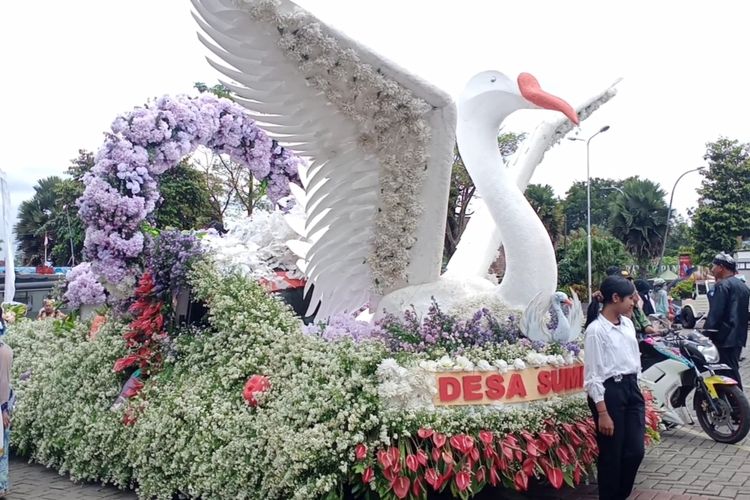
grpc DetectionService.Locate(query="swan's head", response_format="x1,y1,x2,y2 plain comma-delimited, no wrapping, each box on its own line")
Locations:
554,291,573,306
458,71,579,126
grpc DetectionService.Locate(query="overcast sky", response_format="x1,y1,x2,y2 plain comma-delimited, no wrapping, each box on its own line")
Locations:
2,0,748,229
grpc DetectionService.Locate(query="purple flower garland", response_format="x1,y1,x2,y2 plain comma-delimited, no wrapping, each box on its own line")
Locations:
78,94,301,286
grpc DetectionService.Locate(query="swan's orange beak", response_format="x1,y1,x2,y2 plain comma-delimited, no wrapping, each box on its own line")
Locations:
518,72,579,125
563,298,574,307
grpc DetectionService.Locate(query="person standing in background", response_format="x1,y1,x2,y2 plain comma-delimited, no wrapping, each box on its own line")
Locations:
705,253,749,389
0,314,14,496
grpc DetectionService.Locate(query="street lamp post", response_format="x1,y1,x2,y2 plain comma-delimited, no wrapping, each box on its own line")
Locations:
656,167,704,274
568,125,611,302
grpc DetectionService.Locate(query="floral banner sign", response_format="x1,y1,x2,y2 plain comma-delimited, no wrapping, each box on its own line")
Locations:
434,363,584,406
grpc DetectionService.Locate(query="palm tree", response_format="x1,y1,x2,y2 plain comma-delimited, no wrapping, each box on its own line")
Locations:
14,176,62,265
609,177,668,275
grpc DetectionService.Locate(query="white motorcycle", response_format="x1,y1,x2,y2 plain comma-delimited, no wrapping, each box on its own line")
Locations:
639,326,750,444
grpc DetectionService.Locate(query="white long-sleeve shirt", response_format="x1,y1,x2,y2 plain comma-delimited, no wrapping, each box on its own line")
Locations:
583,314,641,403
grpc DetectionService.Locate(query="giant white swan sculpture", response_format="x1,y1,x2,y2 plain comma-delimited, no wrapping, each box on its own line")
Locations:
193,0,579,318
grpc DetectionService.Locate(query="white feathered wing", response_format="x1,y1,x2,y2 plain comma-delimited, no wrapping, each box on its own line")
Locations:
193,0,457,318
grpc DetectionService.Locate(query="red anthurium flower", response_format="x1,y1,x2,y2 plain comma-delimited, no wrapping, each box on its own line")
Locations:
425,468,440,490
555,445,571,464
449,434,475,455
383,467,397,482
441,450,454,465
412,478,423,497
470,447,480,463
489,466,501,486
433,433,447,448
479,430,494,445
476,466,486,484
362,467,374,484
392,477,410,499
406,454,419,473
431,447,441,462
522,457,536,477
418,427,434,439
387,446,400,466
355,444,368,461
377,449,393,469
504,434,519,448
456,470,471,492
547,467,564,489
514,470,529,491
526,440,540,457
416,449,428,466
514,449,523,462
573,465,582,485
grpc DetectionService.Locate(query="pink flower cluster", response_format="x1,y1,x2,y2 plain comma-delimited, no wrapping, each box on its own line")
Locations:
78,94,301,285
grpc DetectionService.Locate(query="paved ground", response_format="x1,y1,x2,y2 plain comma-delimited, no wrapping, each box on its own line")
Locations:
5,349,750,499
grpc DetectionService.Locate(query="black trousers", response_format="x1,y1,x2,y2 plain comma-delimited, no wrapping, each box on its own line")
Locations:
717,346,743,389
588,375,645,500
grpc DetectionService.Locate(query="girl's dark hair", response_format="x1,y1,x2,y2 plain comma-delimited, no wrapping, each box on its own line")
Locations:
585,276,636,327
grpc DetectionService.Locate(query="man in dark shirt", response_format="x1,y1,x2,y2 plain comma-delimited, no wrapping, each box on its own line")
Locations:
705,253,749,388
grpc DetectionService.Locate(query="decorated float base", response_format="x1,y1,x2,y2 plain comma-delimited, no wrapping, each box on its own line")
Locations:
8,262,659,500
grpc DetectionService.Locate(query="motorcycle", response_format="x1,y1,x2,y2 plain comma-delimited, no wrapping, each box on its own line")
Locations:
639,325,750,444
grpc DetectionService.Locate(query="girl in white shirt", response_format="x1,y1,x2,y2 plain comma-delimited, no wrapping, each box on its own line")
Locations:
584,276,644,500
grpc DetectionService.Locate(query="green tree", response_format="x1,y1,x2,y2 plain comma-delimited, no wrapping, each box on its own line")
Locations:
524,183,563,246
153,160,219,230
557,228,632,298
562,178,624,232
14,176,63,265
692,137,750,264
663,214,694,257
609,177,668,275
444,132,526,261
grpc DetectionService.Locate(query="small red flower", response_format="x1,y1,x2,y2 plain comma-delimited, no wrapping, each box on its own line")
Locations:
479,430,494,445
416,449,428,466
449,434,475,454
362,467,374,484
417,427,433,439
242,375,271,407
355,443,368,461
424,468,440,490
514,470,529,491
547,466,564,489
392,476,410,499
406,454,419,472
456,470,471,492
432,432,447,448
377,449,393,469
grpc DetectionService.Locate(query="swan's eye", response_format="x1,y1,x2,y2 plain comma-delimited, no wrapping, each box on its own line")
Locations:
490,77,497,83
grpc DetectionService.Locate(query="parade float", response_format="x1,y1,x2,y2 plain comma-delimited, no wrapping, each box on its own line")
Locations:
6,1,659,499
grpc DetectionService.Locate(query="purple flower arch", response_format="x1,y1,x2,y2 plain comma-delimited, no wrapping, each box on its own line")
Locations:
78,93,301,287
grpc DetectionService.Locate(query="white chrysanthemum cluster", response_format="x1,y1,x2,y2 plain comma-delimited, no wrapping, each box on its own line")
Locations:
200,207,304,285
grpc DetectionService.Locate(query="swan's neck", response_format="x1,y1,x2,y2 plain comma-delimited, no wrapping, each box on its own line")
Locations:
456,108,557,309
551,300,569,328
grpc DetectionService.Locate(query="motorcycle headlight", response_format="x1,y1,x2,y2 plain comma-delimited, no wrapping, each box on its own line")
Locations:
697,344,720,363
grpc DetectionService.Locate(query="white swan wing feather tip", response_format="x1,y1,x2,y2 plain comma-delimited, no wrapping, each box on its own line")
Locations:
566,288,585,341
520,291,552,342
194,0,456,318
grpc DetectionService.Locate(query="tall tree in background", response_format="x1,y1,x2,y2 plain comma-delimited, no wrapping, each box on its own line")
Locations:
444,132,525,261
154,160,218,230
561,177,624,232
557,228,631,298
524,183,563,246
609,177,668,275
14,176,62,265
193,82,270,217
692,138,750,263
